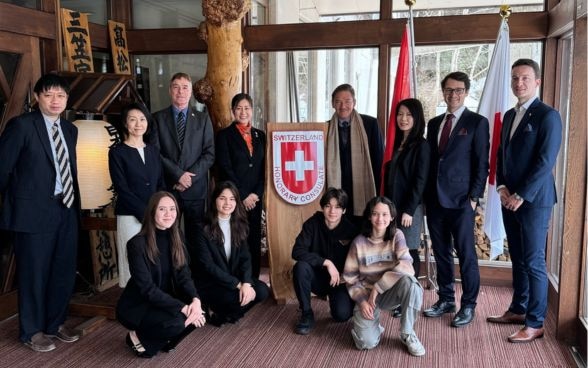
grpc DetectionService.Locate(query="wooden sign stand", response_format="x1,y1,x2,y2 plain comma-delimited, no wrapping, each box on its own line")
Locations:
265,122,328,304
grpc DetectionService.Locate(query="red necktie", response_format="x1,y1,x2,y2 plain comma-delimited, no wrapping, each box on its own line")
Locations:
438,114,454,154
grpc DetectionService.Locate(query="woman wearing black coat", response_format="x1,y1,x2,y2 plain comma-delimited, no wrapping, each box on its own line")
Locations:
383,98,430,277
191,181,269,326
215,93,266,279
116,192,205,358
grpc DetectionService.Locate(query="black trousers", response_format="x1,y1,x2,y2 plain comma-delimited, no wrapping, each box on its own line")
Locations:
292,261,354,321
247,203,263,279
198,279,269,320
178,198,205,251
14,202,78,342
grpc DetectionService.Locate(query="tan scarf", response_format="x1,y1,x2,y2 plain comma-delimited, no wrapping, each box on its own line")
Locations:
326,110,376,216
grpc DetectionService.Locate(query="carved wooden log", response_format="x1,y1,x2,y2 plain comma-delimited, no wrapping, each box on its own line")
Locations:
194,0,251,132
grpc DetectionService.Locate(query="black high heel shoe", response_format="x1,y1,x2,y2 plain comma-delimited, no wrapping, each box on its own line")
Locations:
126,333,153,358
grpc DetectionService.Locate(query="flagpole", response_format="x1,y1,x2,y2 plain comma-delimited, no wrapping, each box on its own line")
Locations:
406,0,417,96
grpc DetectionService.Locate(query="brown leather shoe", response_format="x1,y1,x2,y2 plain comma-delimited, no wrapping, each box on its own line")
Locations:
507,326,544,343
487,311,525,324
24,332,56,352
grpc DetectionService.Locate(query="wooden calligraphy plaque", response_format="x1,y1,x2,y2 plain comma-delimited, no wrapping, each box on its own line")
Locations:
61,8,94,73
108,20,131,75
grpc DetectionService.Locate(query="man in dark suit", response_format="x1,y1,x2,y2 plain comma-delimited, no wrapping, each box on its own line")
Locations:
423,71,489,328
487,59,562,343
0,74,81,352
151,72,215,248
326,84,383,222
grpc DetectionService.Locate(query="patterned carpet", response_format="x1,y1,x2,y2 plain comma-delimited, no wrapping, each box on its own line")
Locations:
0,284,576,368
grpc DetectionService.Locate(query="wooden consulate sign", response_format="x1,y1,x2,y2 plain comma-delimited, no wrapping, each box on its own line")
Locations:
61,8,94,73
108,20,131,75
265,122,328,303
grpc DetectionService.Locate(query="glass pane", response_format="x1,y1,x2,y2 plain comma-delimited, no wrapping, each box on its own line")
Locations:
250,0,267,25
549,35,573,285
250,48,378,125
132,0,203,29
389,41,543,262
60,0,107,25
265,1,379,24
0,52,20,90
392,0,544,18
134,54,207,113
0,0,38,9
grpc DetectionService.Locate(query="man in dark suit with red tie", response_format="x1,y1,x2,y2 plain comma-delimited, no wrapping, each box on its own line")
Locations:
151,72,215,248
487,59,562,343
0,74,81,352
423,72,490,328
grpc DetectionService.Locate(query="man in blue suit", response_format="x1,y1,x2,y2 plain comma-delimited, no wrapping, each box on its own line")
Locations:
423,72,489,328
0,74,81,352
487,59,562,343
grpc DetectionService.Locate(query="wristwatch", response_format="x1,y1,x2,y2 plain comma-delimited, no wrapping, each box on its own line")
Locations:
513,193,523,201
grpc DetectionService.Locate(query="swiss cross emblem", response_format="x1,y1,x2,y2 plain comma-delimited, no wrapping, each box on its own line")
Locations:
272,131,325,205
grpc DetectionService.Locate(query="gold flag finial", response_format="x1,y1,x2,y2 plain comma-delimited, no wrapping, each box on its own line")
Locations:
405,0,416,6
499,5,512,19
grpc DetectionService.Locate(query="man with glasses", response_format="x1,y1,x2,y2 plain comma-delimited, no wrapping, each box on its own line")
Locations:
423,72,489,328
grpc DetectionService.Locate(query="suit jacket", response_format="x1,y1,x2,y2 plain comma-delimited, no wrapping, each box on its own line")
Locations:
215,122,266,199
361,114,385,193
384,137,430,216
497,98,562,207
109,143,165,220
191,224,254,291
116,233,198,327
425,108,490,209
151,106,215,200
0,111,80,232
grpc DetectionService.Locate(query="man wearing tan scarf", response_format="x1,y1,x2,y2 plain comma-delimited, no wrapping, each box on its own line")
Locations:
326,84,384,221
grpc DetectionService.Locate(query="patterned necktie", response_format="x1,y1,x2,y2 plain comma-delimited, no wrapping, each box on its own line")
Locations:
438,113,454,154
51,123,74,208
177,111,186,148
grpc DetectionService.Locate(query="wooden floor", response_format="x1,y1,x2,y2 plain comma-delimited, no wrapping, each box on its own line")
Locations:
0,283,577,368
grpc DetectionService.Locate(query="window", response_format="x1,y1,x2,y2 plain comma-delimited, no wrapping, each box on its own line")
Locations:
60,0,108,25
264,1,379,24
392,0,543,18
132,0,203,29
134,54,207,113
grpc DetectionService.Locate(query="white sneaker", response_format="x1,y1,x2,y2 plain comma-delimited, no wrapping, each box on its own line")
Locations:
400,333,426,357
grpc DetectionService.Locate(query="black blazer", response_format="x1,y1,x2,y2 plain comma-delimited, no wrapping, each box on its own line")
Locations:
425,108,489,209
116,233,198,327
215,122,266,199
151,106,215,200
383,137,430,216
108,143,164,220
191,224,253,291
0,111,80,232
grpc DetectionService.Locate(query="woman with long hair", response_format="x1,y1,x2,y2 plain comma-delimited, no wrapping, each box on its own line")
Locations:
116,192,205,358
383,98,430,278
215,93,266,279
191,181,269,326
343,196,425,356
109,102,164,287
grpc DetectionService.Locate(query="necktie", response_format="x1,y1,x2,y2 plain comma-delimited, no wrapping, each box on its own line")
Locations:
340,121,350,147
52,123,74,208
438,114,454,154
177,111,186,147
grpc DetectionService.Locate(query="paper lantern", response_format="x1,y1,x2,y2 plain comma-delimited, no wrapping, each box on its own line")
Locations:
73,120,117,209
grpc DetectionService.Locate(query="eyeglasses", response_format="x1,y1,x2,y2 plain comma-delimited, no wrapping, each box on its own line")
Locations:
442,88,466,96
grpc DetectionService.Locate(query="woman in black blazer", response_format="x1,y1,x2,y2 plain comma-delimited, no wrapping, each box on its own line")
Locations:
109,102,164,287
116,192,205,358
383,98,430,278
192,181,269,327
215,93,266,279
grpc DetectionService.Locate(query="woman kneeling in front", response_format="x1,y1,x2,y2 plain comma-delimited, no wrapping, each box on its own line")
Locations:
117,191,205,358
343,196,425,356
191,181,270,326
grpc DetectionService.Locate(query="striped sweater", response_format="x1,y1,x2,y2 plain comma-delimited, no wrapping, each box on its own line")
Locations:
343,229,415,303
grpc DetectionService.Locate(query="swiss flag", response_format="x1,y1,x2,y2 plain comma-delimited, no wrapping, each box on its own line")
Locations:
380,22,413,193
477,18,510,260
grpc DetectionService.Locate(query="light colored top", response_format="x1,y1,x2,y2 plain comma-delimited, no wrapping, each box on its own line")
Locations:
219,216,231,261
